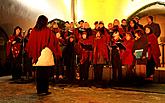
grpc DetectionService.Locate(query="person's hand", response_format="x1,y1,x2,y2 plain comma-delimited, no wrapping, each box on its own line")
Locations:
133,52,136,56
142,56,146,60
12,41,16,44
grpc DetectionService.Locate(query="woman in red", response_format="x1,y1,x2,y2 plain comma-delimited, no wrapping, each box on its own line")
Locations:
78,31,93,82
121,32,134,80
145,26,161,80
6,26,23,80
93,30,110,83
26,15,61,95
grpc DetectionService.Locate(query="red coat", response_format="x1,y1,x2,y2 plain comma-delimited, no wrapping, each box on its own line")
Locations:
25,27,61,64
93,35,109,64
6,35,22,58
148,33,161,68
78,36,93,64
121,39,134,65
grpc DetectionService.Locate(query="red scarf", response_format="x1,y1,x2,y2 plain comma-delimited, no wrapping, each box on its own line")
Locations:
25,27,61,64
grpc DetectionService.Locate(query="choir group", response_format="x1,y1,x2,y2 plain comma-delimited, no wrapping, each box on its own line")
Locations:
6,15,161,94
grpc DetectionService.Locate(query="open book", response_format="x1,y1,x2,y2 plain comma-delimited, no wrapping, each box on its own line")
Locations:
135,49,143,59
135,49,148,59
116,42,126,50
80,43,93,51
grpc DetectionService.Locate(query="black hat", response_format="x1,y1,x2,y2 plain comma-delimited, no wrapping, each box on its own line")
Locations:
78,20,84,24
99,21,104,25
94,21,98,25
65,21,69,24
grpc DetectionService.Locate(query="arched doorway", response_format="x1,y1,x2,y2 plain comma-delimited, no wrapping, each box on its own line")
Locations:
0,27,10,76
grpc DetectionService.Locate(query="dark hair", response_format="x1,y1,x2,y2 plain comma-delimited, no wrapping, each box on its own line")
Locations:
34,15,48,31
128,20,138,30
13,26,22,36
27,28,33,37
145,26,153,34
78,20,84,24
94,21,98,25
134,29,144,37
65,21,69,24
121,19,126,22
99,21,104,25
148,16,153,22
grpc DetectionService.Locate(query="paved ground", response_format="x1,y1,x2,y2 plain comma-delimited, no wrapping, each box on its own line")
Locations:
0,76,165,103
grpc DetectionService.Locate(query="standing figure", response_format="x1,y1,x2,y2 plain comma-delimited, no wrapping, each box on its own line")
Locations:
6,26,23,80
132,29,148,80
93,31,109,83
63,35,76,82
111,31,123,81
23,28,33,80
144,16,161,38
78,31,93,82
121,32,134,80
145,26,161,80
26,15,61,95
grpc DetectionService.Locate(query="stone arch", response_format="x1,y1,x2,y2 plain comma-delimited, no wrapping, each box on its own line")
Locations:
127,1,165,20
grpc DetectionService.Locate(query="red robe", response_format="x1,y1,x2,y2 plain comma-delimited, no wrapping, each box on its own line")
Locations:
121,39,134,65
6,35,22,58
78,36,93,64
25,27,61,64
148,33,161,68
93,34,110,64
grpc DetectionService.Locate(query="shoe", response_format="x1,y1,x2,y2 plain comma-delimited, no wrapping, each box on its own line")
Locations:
145,77,153,81
37,92,51,96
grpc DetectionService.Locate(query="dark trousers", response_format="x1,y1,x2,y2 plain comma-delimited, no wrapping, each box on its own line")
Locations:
66,65,75,81
11,57,22,80
111,48,122,81
146,56,155,77
94,64,103,82
80,60,90,80
35,66,52,94
54,58,64,78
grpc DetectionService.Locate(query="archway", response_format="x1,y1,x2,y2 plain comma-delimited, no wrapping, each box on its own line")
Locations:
0,27,9,76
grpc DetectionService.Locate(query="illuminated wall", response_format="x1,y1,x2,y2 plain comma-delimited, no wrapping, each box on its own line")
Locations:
16,0,72,21
11,0,165,28
76,0,165,28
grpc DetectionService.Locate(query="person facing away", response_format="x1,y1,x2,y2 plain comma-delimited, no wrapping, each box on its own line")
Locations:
25,15,61,95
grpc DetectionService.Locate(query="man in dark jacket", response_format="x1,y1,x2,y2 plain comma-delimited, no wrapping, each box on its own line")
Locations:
144,16,161,38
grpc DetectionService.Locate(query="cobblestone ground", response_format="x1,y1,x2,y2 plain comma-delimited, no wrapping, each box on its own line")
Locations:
0,76,165,103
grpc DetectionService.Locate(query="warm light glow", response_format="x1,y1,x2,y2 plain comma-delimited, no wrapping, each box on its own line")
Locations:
76,0,165,28
16,0,72,21
16,0,165,27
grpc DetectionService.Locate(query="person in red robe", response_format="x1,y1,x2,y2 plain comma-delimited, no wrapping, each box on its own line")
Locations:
111,30,123,81
145,26,161,80
77,31,93,83
93,29,110,84
6,26,23,80
25,15,61,95
121,32,134,80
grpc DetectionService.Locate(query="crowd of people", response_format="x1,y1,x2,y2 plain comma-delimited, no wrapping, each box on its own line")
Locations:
6,15,161,95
